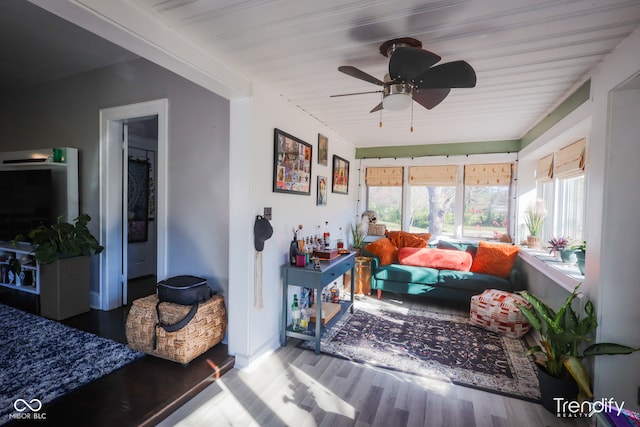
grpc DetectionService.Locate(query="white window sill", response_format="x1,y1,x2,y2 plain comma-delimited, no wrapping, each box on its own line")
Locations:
518,248,583,293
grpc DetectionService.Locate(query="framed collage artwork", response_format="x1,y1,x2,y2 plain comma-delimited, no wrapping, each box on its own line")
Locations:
273,128,312,195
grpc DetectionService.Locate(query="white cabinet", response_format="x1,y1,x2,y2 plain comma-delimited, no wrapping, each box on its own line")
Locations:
0,242,40,295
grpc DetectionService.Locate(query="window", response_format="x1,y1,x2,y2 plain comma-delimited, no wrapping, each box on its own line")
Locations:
365,162,515,239
555,175,585,240
540,175,584,242
365,167,403,231
536,139,586,243
408,166,457,235
463,186,509,238
409,186,456,235
463,163,511,239
367,186,402,230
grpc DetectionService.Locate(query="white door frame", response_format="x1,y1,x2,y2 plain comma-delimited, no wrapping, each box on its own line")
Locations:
98,99,168,310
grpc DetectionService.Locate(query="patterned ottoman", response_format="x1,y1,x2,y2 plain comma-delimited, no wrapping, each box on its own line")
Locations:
470,289,532,338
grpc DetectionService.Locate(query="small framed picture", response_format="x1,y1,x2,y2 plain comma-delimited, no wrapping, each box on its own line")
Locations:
318,134,328,166
317,176,327,206
332,155,349,194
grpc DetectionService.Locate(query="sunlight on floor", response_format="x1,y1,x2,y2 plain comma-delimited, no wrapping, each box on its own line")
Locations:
360,358,455,397
287,364,357,421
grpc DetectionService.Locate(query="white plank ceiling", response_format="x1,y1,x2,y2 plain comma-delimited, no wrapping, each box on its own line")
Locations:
5,0,640,148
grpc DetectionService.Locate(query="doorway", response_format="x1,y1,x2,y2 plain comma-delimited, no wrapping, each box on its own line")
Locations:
99,99,168,311
125,116,158,304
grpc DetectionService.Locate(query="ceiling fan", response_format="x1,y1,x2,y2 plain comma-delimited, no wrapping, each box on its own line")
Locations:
332,37,476,113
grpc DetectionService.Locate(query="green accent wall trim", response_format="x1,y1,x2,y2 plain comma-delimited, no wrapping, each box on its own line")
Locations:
519,79,591,150
355,79,591,159
356,140,520,159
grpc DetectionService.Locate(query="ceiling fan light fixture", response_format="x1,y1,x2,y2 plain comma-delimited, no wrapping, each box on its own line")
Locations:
383,83,412,111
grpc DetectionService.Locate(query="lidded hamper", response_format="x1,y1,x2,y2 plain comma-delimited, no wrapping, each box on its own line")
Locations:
126,293,227,364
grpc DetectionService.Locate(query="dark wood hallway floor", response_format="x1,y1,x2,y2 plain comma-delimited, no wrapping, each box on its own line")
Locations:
0,278,235,426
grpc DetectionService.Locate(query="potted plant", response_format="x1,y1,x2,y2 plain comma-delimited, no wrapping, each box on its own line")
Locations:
524,200,546,249
15,214,104,320
516,285,637,413
350,221,366,252
17,214,104,265
547,236,569,259
572,240,586,274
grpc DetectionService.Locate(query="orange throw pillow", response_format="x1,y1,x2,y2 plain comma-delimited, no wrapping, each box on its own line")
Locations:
386,231,429,249
470,241,520,278
364,238,398,265
386,230,402,247
412,233,432,244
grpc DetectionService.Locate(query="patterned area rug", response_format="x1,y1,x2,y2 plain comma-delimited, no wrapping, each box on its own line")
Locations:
302,298,540,402
0,304,144,424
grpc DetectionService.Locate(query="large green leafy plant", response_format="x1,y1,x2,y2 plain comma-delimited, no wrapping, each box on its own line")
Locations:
517,285,637,400
16,214,104,265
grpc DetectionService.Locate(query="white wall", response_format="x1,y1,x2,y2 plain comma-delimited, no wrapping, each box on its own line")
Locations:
588,26,640,410
228,82,357,367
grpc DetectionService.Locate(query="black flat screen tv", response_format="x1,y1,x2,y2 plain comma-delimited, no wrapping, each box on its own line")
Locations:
0,169,54,241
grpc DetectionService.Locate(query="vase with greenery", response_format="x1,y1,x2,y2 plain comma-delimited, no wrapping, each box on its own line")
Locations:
516,284,637,411
15,214,104,265
524,200,546,248
350,221,366,251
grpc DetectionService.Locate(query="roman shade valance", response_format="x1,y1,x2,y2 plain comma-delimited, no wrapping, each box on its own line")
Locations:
409,165,457,186
536,154,554,183
365,167,403,186
464,163,512,186
554,138,586,179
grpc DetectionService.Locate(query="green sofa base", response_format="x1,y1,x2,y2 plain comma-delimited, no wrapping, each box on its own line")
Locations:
370,262,519,304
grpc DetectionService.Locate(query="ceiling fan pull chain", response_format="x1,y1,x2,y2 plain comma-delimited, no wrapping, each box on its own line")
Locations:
379,93,383,128
410,100,414,133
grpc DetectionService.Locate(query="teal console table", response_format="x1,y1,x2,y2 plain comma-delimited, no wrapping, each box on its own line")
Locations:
281,251,356,354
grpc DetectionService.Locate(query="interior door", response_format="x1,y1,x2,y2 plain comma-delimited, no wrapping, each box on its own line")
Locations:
126,127,158,280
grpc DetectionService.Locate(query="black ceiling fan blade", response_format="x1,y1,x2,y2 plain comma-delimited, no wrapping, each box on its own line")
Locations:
412,88,450,110
338,65,384,86
412,60,476,89
369,102,383,113
330,90,382,98
389,47,441,81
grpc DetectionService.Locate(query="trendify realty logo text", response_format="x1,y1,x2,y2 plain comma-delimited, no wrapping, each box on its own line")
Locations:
555,397,625,418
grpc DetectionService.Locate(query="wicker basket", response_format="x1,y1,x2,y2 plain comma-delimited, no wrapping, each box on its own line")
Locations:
126,293,227,364
368,223,386,236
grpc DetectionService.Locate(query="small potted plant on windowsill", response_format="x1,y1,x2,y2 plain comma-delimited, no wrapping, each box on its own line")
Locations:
572,240,586,274
548,236,569,259
524,200,546,249
516,284,637,414
14,214,104,320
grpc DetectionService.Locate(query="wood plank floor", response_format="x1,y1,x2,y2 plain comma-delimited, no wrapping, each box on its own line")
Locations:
159,294,588,427
2,284,589,427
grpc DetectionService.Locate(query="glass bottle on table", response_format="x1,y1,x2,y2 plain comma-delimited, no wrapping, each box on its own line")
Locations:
337,226,344,250
291,294,301,331
323,221,330,248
